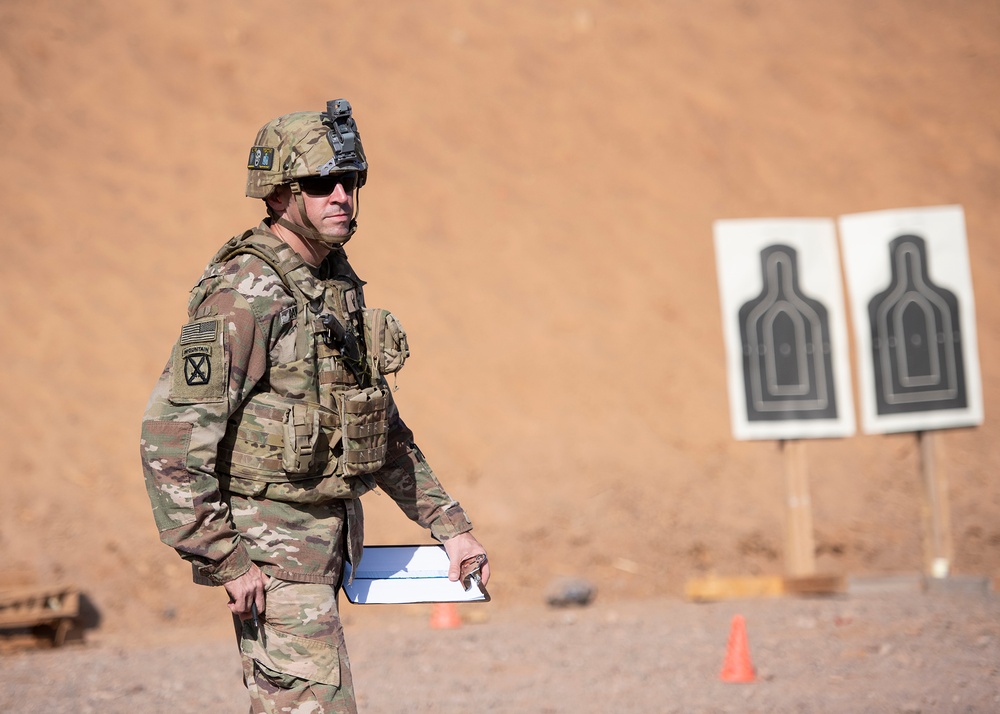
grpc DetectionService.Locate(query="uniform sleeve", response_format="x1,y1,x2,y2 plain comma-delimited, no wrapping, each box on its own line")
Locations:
372,396,474,542
139,287,271,585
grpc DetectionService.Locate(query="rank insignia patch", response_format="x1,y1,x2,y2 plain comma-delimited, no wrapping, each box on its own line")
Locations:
344,289,360,314
248,146,275,171
279,306,297,326
184,353,211,386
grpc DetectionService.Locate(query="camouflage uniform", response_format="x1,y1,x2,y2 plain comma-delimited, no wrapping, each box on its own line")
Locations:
237,578,357,713
140,103,474,713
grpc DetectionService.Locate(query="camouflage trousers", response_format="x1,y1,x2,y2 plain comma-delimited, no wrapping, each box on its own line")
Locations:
234,577,356,714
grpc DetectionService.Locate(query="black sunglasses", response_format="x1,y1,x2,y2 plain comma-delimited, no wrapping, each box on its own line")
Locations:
298,172,359,196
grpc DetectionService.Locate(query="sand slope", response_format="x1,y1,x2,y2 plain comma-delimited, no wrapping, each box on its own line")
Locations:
1,0,999,633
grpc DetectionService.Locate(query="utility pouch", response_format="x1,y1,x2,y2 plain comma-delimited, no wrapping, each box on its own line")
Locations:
339,387,389,476
282,403,321,474
363,308,409,378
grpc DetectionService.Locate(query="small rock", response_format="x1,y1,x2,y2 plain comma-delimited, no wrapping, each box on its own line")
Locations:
545,577,596,607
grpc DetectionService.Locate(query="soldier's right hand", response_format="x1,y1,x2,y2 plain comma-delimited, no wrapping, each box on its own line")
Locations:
224,564,269,621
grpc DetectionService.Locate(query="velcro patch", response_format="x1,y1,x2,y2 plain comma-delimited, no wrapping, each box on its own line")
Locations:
169,317,226,405
248,146,275,170
180,320,218,345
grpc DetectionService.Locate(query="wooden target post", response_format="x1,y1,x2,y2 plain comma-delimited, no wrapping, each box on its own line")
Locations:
780,439,816,577
918,431,953,578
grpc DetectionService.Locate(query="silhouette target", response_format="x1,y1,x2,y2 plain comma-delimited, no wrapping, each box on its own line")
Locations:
868,234,966,414
739,244,838,421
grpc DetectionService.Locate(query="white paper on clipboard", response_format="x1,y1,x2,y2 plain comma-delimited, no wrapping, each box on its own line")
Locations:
342,545,490,605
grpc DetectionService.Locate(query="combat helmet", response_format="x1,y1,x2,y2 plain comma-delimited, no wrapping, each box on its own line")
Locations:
246,99,368,244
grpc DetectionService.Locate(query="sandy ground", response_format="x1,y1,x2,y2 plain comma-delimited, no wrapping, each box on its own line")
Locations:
2,0,1000,709
3,589,1000,713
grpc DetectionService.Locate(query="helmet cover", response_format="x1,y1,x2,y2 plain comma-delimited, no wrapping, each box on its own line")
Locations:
246,99,368,199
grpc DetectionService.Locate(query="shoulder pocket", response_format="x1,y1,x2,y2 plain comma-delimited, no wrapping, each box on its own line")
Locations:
169,316,228,404
140,419,196,531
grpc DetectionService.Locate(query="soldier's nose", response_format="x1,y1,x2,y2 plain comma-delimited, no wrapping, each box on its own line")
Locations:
331,182,350,202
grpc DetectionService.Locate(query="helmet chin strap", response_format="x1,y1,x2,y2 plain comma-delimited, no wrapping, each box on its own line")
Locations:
271,181,361,246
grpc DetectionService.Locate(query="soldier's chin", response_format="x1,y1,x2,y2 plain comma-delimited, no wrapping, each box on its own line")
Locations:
316,230,353,246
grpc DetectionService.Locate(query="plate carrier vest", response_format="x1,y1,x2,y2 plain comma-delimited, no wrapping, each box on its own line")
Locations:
186,228,408,504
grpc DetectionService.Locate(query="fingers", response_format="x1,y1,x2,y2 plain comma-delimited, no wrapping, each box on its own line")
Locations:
227,589,257,620
253,580,267,619
442,533,490,586
224,567,268,620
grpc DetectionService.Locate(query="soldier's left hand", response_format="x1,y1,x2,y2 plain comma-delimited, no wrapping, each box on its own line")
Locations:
443,532,490,586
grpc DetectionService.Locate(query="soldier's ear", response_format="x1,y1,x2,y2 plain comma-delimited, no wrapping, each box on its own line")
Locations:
265,185,291,213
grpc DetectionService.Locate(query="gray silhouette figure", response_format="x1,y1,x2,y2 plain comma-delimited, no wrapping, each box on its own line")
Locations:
868,234,966,415
739,244,838,422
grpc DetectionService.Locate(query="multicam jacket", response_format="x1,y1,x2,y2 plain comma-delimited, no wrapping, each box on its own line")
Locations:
140,222,472,586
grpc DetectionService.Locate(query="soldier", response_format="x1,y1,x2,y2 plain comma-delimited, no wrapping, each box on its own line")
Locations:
139,99,489,713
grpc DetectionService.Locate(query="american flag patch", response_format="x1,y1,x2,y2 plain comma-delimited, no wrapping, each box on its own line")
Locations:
180,320,218,345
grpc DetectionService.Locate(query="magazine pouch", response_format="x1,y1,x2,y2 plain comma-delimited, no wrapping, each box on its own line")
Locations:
339,387,389,476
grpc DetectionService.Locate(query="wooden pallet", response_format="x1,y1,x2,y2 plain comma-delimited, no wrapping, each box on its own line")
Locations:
0,584,80,647
684,574,845,602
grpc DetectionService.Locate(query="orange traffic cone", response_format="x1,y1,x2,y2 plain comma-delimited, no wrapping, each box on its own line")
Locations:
719,614,756,683
429,602,462,629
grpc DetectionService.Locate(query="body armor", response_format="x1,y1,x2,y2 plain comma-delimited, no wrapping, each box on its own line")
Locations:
186,228,407,505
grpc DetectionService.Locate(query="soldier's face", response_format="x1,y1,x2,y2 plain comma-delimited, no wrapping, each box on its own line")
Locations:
296,173,357,238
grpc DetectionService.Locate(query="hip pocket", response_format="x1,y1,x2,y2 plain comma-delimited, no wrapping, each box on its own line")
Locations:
241,623,342,688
